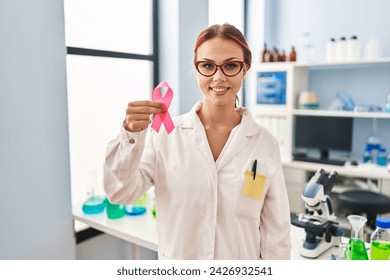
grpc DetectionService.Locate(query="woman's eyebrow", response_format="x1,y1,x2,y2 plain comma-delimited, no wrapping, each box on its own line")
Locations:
199,57,241,62
223,57,241,61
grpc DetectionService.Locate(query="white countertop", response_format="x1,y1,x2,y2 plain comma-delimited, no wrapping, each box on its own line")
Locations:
73,203,345,260
73,203,158,252
283,160,390,180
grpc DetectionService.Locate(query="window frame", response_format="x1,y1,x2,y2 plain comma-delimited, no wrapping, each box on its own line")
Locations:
66,0,159,86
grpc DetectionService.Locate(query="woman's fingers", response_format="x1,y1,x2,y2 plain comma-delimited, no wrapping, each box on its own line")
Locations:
124,100,166,132
127,101,166,113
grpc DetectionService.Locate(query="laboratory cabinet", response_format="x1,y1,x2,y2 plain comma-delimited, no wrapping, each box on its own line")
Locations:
249,58,390,162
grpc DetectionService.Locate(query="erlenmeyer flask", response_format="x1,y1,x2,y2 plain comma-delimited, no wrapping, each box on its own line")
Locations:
82,169,106,214
105,197,125,219
125,192,149,216
344,215,369,260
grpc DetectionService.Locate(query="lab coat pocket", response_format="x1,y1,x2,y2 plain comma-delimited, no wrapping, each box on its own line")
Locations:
235,170,267,219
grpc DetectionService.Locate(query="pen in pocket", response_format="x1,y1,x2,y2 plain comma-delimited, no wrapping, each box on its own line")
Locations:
252,159,257,180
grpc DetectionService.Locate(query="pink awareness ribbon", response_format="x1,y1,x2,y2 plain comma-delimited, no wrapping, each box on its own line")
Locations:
151,81,175,134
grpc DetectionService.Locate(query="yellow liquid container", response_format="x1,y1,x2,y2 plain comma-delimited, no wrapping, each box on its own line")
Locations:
370,217,390,260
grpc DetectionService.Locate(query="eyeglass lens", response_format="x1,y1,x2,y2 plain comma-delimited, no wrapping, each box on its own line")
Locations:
196,61,243,77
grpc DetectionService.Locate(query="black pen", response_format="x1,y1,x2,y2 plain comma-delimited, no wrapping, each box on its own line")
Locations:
252,159,257,180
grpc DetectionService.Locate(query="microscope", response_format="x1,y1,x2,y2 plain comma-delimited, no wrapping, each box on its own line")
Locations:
291,169,345,258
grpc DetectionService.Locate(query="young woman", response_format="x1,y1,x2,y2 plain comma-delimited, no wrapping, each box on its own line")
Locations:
104,23,291,259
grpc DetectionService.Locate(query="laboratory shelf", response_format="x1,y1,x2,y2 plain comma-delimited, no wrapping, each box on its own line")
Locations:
257,57,390,70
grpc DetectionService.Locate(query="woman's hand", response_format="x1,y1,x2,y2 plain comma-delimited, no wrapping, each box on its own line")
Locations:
124,101,166,132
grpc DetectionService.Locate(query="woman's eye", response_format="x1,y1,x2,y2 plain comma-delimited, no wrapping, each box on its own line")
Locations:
201,63,215,69
225,63,239,69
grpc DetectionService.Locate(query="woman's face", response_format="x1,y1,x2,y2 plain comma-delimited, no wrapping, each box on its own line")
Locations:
195,37,248,107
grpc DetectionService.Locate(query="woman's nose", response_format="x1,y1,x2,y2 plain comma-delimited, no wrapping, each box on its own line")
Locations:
213,67,226,81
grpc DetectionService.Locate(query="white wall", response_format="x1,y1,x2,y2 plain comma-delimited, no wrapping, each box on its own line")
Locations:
0,0,75,259
209,0,244,31
245,0,266,110
159,0,209,115
265,0,390,61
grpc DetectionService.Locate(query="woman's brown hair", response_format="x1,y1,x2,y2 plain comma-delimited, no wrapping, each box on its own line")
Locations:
194,23,252,70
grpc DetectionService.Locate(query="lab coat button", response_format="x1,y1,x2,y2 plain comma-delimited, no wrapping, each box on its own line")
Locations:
129,138,136,144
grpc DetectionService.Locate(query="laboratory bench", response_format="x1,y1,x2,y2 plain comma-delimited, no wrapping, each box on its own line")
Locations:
72,203,346,260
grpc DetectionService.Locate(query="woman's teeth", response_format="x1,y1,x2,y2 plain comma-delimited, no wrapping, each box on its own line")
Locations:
212,87,227,92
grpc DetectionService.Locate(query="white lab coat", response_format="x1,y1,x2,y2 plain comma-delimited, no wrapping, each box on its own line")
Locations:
104,102,291,259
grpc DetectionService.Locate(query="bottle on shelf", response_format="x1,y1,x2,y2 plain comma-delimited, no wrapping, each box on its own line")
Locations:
370,217,390,260
289,46,297,62
335,36,347,62
347,35,361,61
362,144,373,164
363,38,382,60
301,32,315,62
326,38,336,62
366,130,381,164
261,43,268,63
377,147,388,166
272,47,280,62
280,50,287,62
264,47,273,62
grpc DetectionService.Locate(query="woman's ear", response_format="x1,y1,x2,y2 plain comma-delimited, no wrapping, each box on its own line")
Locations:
243,63,250,76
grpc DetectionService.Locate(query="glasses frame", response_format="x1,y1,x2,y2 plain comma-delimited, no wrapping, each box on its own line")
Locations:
194,60,245,77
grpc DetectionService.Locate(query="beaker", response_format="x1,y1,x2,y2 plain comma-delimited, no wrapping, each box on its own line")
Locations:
82,169,106,214
345,215,369,260
125,192,149,216
105,197,125,219
332,242,348,260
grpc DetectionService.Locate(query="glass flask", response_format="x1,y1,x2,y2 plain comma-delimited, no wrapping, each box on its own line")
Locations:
82,169,106,214
344,215,369,260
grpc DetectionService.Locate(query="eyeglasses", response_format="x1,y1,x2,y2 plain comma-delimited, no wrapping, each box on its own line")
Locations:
194,61,245,77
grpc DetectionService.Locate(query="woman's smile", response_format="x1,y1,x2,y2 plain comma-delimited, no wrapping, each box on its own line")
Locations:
210,86,230,95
